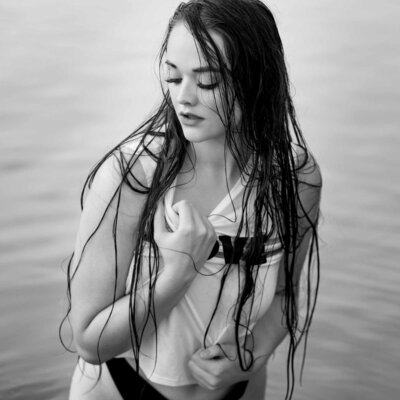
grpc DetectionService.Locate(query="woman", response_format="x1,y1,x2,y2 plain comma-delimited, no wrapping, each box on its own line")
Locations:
62,0,322,399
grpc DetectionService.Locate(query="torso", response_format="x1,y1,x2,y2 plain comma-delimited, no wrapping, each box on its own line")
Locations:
125,163,280,399
119,138,279,399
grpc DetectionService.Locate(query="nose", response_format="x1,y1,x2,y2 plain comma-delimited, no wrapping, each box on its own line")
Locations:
176,78,198,106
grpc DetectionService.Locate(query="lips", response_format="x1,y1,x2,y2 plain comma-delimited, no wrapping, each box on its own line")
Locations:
179,111,204,120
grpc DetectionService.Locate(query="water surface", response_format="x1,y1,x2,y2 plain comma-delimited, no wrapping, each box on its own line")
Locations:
1,1,399,399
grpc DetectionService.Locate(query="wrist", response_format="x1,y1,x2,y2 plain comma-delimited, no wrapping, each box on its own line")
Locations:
160,261,197,285
154,268,193,304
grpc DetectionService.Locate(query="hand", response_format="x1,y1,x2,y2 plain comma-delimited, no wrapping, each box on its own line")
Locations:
188,344,252,391
154,200,217,281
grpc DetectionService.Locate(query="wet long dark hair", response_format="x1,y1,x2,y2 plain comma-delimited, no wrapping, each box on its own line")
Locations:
61,1,321,399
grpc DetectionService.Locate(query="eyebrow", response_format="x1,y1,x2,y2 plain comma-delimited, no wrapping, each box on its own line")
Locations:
165,60,220,73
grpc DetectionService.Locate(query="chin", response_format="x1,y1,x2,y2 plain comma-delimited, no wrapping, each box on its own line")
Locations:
181,127,224,144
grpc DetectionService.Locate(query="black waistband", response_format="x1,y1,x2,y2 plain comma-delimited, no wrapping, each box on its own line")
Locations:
106,358,248,400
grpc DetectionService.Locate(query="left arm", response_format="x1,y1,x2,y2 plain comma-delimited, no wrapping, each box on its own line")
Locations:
189,153,322,390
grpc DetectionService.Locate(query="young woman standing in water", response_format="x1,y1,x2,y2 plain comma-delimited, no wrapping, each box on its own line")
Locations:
62,0,322,399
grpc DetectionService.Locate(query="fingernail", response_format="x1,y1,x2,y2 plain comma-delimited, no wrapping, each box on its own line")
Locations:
200,350,209,358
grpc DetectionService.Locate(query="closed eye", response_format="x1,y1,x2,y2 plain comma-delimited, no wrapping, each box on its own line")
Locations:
165,78,182,84
165,78,219,90
197,82,219,90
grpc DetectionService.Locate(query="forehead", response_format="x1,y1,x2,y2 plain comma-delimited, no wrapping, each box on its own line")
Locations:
166,22,225,69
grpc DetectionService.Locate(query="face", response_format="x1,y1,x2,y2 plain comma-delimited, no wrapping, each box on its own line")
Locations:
165,22,239,144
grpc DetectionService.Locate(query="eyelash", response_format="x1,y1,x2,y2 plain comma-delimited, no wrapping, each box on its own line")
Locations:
165,78,219,90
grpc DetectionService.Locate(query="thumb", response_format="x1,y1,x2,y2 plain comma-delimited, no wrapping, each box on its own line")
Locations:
199,344,224,360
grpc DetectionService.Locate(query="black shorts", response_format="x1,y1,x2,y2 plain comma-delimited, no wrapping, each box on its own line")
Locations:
106,358,248,400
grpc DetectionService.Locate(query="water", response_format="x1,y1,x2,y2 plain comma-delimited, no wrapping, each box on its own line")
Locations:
1,0,399,399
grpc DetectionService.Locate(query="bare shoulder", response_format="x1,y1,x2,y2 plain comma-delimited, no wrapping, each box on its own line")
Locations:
292,144,322,186
84,132,167,221
83,148,148,221
292,144,322,224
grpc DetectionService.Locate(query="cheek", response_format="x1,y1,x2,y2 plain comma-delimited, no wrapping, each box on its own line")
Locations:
200,91,241,129
198,90,223,115
169,88,179,109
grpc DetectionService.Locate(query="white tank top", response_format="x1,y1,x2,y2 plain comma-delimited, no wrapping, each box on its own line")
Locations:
120,135,283,386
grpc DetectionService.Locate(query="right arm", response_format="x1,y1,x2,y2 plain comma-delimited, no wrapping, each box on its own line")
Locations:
69,155,216,364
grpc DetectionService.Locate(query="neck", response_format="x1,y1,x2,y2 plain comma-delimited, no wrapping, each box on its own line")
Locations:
186,140,238,180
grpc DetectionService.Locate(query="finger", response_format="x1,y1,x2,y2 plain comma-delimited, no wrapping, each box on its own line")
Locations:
201,215,217,254
191,351,226,374
202,214,216,232
199,345,225,360
172,200,195,231
188,360,217,390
